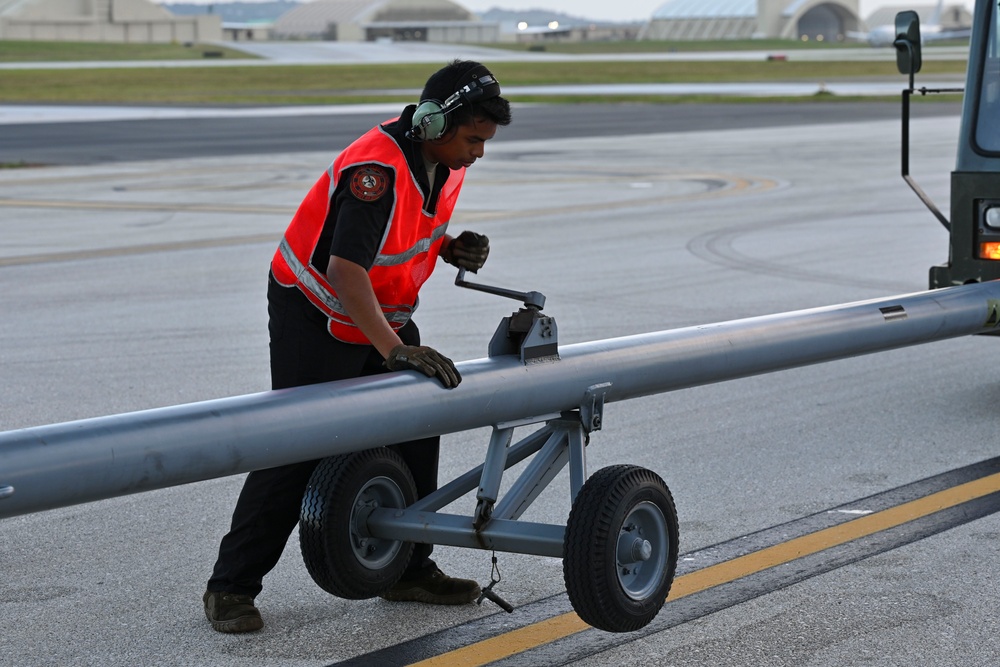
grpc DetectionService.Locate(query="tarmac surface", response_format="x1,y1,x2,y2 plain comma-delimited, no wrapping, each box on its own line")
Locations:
0,101,963,165
1,99,999,667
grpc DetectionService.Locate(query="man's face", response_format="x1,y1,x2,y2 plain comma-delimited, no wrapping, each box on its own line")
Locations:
422,116,498,171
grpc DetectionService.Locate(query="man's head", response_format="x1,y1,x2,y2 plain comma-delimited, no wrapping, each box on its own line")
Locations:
410,60,512,170
408,60,511,147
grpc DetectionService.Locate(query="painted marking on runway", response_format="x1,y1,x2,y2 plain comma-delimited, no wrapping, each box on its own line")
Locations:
330,457,1000,667
665,471,1000,600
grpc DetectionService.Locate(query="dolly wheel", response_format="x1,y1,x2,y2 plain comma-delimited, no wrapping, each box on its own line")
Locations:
300,447,417,599
563,465,679,632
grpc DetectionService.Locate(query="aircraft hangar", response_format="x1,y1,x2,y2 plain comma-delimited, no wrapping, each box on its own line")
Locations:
640,0,864,41
0,0,494,44
0,0,220,42
271,0,497,42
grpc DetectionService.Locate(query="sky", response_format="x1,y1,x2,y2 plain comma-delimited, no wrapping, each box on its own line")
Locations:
456,1,976,24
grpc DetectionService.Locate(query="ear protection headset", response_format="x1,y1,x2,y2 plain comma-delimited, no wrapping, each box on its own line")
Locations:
407,72,500,142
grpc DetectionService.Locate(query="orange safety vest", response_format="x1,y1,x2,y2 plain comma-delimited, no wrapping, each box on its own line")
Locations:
271,121,464,344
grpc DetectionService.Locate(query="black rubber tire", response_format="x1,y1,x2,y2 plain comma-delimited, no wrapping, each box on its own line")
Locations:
563,464,679,633
299,447,417,599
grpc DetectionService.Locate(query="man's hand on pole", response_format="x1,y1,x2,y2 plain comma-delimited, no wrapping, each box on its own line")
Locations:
384,344,462,389
442,231,490,273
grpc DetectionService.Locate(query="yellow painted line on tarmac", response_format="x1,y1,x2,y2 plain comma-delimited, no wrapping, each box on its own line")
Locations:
410,471,1000,667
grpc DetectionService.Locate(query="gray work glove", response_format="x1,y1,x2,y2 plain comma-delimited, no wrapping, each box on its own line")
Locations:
384,344,462,389
443,231,490,273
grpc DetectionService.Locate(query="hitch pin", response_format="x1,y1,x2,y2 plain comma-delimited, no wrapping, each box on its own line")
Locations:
477,581,514,613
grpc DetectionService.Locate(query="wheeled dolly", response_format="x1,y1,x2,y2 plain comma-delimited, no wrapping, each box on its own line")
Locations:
298,271,679,632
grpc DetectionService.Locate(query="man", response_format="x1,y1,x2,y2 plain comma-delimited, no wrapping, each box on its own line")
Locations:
204,60,512,633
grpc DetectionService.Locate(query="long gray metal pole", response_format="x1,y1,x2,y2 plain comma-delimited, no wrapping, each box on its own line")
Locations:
2,282,999,519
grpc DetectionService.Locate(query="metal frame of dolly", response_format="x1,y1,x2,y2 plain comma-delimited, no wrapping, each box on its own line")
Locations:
297,271,680,632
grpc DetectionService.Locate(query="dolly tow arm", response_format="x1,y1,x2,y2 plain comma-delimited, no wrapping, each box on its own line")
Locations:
2,281,1000,521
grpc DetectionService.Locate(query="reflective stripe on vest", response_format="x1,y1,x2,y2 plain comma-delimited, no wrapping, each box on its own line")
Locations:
270,120,464,344
276,237,413,327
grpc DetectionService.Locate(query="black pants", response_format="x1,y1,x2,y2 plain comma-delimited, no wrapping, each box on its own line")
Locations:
207,276,438,597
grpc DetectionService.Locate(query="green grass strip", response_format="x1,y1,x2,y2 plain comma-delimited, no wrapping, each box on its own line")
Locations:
0,60,966,104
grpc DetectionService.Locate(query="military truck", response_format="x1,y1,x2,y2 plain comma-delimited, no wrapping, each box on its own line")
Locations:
896,1,1000,287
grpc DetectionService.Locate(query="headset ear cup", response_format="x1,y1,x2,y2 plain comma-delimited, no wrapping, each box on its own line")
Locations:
412,100,446,141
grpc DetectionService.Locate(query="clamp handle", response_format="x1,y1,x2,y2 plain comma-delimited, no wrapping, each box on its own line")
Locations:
455,268,546,310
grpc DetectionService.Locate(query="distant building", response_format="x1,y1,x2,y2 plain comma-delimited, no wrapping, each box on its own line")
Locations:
271,0,497,43
165,0,295,41
641,0,864,42
0,0,221,42
221,22,272,42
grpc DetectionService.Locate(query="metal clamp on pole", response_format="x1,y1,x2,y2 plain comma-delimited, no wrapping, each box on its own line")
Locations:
455,268,558,363
580,383,612,433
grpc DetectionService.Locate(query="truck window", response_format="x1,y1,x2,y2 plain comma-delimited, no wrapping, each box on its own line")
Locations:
975,2,1000,152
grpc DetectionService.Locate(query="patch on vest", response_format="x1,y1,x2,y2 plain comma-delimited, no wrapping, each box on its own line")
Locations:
350,165,389,202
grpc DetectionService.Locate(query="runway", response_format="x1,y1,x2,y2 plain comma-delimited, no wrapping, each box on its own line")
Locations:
1,103,998,666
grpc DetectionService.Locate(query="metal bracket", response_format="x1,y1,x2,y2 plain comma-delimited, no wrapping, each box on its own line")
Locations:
900,86,962,232
488,308,558,363
580,383,611,433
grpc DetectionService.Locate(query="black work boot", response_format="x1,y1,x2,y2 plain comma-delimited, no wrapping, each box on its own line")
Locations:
380,567,481,605
203,590,264,633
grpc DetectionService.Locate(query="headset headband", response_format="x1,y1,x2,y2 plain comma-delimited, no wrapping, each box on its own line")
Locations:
435,73,499,118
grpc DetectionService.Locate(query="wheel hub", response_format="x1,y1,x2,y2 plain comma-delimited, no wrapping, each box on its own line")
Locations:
350,475,406,570
615,501,670,601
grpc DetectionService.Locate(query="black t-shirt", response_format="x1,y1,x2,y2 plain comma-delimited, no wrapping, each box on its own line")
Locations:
308,105,452,273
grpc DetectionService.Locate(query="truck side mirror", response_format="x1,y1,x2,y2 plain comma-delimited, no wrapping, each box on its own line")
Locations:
894,10,922,75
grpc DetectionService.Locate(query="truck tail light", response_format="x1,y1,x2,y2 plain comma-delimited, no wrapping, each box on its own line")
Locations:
980,242,1000,260
978,206,1000,259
